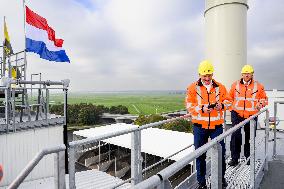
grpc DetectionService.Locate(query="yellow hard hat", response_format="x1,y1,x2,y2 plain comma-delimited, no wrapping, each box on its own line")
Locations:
198,60,214,75
241,65,254,74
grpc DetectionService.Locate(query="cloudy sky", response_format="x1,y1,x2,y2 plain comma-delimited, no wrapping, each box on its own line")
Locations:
0,0,283,91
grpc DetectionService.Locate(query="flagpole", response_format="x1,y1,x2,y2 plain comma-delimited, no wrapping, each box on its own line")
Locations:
22,0,27,81
3,16,6,77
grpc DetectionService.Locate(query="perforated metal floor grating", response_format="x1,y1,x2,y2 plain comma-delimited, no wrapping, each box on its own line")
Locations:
206,158,262,189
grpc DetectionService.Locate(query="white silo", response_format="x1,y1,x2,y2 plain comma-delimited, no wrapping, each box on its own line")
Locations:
205,0,248,89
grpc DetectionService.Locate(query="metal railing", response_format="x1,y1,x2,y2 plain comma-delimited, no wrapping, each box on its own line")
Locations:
7,144,66,189
0,79,70,133
68,114,192,189
135,108,270,189
273,101,284,159
110,143,194,189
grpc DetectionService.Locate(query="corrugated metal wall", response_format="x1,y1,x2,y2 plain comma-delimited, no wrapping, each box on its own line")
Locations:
0,125,63,187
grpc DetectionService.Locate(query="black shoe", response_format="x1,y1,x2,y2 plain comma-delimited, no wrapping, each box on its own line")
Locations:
197,183,207,189
222,180,228,188
228,159,238,166
247,160,250,165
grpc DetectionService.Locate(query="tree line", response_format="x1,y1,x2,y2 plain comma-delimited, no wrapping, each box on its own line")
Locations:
50,103,129,125
50,103,192,133
134,114,193,133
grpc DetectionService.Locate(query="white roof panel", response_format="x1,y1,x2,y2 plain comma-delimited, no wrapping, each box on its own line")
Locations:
73,123,194,161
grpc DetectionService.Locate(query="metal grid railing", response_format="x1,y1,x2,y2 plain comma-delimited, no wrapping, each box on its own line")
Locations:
134,108,270,189
0,79,70,133
68,114,192,189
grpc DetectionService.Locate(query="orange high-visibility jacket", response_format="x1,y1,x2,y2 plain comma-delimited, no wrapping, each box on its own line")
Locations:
185,79,230,129
229,79,268,118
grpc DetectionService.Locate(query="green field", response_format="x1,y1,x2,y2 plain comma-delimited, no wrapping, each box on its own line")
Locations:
50,92,186,115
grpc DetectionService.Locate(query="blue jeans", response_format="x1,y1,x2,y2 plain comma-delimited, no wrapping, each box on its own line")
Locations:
194,124,226,185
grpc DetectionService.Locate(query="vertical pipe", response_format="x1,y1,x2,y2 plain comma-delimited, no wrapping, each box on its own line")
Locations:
131,130,142,186
22,0,27,81
30,74,33,105
2,17,5,77
12,88,16,132
115,156,117,177
36,88,40,120
68,147,76,189
55,151,66,189
193,159,196,173
46,89,49,119
273,102,277,159
145,153,147,170
20,89,24,122
250,119,256,189
8,56,11,78
108,143,111,161
265,110,269,171
211,143,222,189
5,88,9,133
99,141,101,164
64,88,68,174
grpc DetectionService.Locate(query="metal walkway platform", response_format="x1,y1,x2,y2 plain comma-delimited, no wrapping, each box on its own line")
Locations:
260,159,284,189
0,169,131,189
65,169,131,189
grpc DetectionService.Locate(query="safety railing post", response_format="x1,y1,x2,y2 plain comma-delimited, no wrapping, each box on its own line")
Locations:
211,143,222,189
250,119,256,189
68,146,76,189
192,159,196,173
54,151,66,189
46,89,49,119
157,179,172,189
265,110,269,171
24,88,31,122
273,102,277,159
5,87,10,133
131,130,142,186
12,88,16,132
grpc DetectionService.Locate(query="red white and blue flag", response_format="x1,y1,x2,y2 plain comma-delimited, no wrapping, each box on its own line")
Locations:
25,6,70,62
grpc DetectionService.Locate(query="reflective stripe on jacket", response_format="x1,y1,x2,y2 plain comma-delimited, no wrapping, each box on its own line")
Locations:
229,79,268,118
185,79,230,129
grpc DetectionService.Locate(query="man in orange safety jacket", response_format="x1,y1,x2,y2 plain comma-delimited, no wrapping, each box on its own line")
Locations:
186,60,230,189
228,64,268,166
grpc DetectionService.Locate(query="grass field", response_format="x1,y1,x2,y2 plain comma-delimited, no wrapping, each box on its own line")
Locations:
50,92,186,115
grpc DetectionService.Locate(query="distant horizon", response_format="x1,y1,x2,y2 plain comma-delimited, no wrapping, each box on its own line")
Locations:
68,88,284,94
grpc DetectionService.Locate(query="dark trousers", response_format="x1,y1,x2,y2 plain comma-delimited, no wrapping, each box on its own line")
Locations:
194,124,226,185
230,110,257,160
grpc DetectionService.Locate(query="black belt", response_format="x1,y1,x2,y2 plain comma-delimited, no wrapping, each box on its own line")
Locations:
193,123,223,129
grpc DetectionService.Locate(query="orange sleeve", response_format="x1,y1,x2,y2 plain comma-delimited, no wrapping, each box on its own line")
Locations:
258,83,268,106
229,82,236,100
185,84,203,115
220,84,232,110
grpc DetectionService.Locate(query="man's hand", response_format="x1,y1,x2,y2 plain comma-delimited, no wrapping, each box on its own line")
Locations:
203,105,212,113
256,102,264,110
215,102,222,111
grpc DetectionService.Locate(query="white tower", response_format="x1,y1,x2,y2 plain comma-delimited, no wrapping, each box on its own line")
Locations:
205,0,249,88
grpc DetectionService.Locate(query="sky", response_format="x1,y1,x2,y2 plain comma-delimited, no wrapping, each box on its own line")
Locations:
0,0,283,92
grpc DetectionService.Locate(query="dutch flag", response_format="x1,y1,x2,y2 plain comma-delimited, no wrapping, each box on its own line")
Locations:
25,6,70,63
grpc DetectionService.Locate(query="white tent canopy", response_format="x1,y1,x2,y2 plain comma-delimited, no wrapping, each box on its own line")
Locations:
73,123,195,161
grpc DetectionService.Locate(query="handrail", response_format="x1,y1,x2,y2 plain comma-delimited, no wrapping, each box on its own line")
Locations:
8,144,66,189
273,101,284,158
142,143,194,173
0,78,69,133
135,108,268,189
110,143,194,189
68,114,191,189
69,114,191,148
